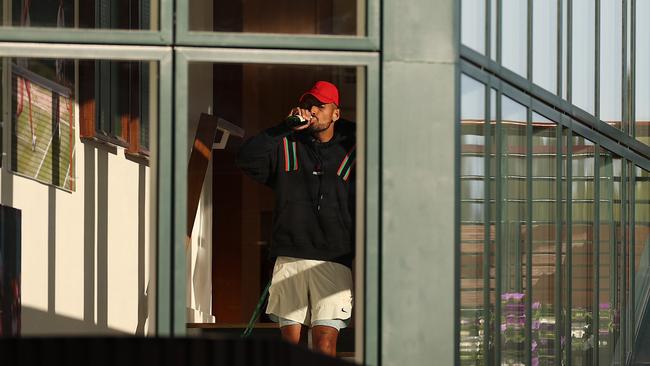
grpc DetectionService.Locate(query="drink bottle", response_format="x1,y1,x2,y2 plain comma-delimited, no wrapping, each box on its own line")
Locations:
286,114,308,128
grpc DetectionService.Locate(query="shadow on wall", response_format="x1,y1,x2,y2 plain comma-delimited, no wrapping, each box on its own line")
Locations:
21,306,126,335
22,143,149,335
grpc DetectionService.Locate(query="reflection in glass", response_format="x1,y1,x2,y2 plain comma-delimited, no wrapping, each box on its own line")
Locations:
8,0,157,30
459,74,486,365
532,1,557,93
3,57,156,336
600,0,622,127
571,0,596,114
189,0,362,36
562,0,569,100
635,166,650,322
598,151,622,364
502,0,528,77
500,95,527,365
531,113,557,365
561,128,569,365
11,58,75,190
461,0,486,54
636,1,650,144
570,134,595,365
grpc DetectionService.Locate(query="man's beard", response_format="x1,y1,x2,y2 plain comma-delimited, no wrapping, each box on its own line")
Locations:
308,119,331,133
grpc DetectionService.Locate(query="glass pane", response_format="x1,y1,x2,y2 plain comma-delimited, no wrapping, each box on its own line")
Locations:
4,0,158,30
532,0,558,93
2,57,157,335
462,0,486,54
489,88,497,365
187,62,362,358
598,150,622,364
570,134,595,365
600,0,622,128
636,0,650,144
491,0,497,61
571,0,596,114
500,95,527,365
189,0,363,36
502,0,528,77
460,74,487,365
531,112,558,366
562,0,569,100
635,166,650,319
561,127,569,365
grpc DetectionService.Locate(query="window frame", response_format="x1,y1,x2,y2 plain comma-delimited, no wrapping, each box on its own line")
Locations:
175,0,380,51
0,41,175,335
175,47,380,364
0,0,173,45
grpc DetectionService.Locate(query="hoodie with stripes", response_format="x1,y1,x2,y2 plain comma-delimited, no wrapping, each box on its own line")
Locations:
236,120,356,267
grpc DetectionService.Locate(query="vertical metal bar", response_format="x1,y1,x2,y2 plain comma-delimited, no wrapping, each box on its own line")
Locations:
555,123,563,366
629,163,636,359
620,159,627,366
622,0,629,135
630,0,636,139
172,51,187,336
567,0,573,104
527,0,533,81
495,87,503,366
595,0,601,120
156,53,173,336
566,125,573,366
497,0,503,65
486,0,492,61
609,155,617,361
525,105,533,366
483,79,493,366
594,144,601,366
557,0,564,97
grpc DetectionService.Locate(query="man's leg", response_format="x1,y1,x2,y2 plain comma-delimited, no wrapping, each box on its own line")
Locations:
311,325,339,356
280,324,304,344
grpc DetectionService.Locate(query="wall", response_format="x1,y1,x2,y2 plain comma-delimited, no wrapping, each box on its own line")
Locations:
381,0,457,364
186,62,215,324
0,62,151,335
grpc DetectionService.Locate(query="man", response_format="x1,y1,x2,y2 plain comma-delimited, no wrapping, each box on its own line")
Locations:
236,81,355,357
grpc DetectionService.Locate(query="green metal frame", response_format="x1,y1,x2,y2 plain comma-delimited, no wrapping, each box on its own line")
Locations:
0,0,173,45
174,47,380,364
175,0,380,50
459,58,650,365
0,42,175,336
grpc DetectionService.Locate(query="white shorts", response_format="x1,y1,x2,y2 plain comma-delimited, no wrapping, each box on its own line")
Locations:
265,256,353,328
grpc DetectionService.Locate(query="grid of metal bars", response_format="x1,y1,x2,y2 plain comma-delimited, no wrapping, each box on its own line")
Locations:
459,1,650,360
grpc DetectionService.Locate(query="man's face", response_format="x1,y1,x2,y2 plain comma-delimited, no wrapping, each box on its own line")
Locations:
300,95,340,133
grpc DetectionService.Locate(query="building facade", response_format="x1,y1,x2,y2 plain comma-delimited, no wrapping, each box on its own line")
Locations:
0,0,648,365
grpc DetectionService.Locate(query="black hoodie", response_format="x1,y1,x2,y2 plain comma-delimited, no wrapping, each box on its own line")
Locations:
236,120,356,267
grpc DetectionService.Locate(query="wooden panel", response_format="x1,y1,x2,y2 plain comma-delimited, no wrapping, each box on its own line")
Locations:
187,113,220,237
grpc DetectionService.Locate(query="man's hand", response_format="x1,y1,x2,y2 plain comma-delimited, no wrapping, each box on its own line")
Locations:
288,107,315,131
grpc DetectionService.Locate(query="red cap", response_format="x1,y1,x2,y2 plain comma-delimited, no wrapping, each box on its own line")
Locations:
300,81,339,106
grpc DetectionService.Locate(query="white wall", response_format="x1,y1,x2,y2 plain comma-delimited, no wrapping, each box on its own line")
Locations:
1,62,151,335
186,62,215,324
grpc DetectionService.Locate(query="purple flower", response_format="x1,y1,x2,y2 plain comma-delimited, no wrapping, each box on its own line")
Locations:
502,292,525,301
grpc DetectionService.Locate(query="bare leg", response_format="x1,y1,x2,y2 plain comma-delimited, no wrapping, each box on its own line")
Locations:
280,324,306,345
311,325,339,357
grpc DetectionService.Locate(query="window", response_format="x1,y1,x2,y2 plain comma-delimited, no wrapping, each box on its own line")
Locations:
11,58,75,190
79,60,153,159
7,0,157,30
188,0,362,36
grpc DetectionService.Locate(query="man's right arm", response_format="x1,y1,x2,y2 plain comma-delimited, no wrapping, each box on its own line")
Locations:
236,123,294,186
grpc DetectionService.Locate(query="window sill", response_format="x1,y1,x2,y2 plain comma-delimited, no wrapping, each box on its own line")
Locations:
80,136,118,155
124,150,150,166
